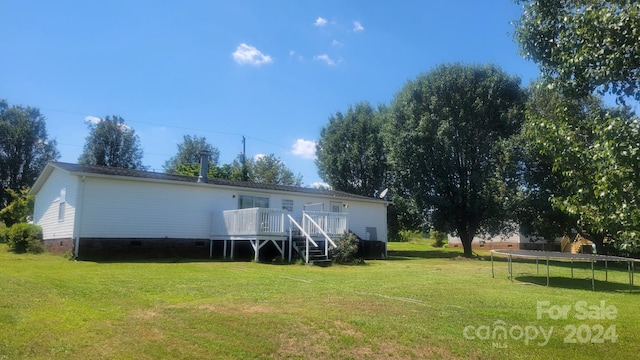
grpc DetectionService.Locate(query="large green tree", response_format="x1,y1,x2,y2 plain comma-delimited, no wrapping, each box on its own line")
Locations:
251,154,302,187
515,84,580,242
0,100,59,208
522,85,640,254
0,188,34,227
163,135,220,174
78,115,145,169
514,0,640,102
316,102,388,197
385,64,526,257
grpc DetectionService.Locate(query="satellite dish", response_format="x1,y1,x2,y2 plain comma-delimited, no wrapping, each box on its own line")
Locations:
379,188,388,199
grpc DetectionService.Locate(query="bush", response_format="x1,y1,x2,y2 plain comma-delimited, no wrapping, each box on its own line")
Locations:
0,226,7,243
430,230,448,248
6,223,44,254
331,233,362,264
389,229,421,242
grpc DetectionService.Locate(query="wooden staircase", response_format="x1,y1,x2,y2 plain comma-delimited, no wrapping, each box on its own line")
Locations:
291,236,333,266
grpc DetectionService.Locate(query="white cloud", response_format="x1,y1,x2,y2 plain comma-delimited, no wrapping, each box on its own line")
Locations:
232,43,273,66
84,115,131,130
289,50,303,61
311,182,332,190
253,153,266,161
353,21,364,32
314,17,327,26
291,138,316,159
314,54,335,66
331,39,343,47
84,115,102,124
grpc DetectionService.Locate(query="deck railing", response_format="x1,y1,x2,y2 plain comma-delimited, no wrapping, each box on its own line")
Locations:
219,208,287,237
303,211,348,236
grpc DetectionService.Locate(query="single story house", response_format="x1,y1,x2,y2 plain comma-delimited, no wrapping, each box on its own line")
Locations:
448,230,551,251
29,162,389,262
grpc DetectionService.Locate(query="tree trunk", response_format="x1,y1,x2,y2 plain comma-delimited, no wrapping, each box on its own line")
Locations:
459,230,474,258
591,233,605,255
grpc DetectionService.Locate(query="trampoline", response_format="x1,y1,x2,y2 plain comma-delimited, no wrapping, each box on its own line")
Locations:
490,249,640,291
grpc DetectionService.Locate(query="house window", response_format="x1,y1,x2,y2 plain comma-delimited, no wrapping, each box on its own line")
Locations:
282,199,294,212
238,195,270,209
58,188,66,222
330,201,342,213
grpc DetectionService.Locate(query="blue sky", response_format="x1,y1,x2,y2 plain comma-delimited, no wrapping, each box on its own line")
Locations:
1,0,541,187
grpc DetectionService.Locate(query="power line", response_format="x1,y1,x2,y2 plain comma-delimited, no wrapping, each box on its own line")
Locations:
40,106,294,151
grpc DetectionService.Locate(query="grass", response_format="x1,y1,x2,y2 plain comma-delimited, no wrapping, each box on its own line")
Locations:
0,239,639,359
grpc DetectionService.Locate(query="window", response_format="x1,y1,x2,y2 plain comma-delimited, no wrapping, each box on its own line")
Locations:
238,195,270,209
330,201,342,213
58,188,66,222
282,199,294,212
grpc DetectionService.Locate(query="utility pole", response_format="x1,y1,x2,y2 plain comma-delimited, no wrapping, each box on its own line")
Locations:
242,136,248,181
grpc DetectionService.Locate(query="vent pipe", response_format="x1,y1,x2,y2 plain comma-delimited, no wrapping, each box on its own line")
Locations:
198,151,210,183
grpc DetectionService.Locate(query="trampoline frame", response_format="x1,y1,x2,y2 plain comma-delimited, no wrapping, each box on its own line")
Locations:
490,250,640,291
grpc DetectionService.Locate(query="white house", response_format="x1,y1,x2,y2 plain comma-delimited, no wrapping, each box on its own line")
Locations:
448,230,550,251
29,162,389,262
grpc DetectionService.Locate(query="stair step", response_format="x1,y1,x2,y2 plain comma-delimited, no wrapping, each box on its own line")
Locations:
311,259,333,267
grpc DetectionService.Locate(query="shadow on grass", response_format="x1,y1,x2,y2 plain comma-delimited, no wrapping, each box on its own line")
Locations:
86,257,250,264
514,275,640,293
386,249,466,260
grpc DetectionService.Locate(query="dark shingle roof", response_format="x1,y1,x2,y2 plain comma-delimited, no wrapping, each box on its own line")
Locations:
50,162,382,202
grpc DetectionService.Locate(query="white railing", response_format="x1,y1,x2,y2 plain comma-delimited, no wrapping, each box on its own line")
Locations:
220,208,286,236
303,213,338,260
303,211,348,236
288,214,318,263
212,208,348,263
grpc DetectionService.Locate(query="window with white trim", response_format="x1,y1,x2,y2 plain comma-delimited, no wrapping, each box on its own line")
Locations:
58,187,66,222
282,199,294,212
238,195,270,209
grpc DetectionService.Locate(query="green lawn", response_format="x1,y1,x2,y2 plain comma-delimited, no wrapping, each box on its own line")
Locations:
0,240,638,359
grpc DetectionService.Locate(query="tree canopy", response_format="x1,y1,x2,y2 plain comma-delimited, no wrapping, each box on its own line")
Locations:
0,188,34,227
316,102,388,197
252,154,302,187
0,99,59,208
163,135,220,174
522,84,640,253
385,63,526,257
78,116,145,169
515,84,579,242
514,0,640,102
171,153,302,187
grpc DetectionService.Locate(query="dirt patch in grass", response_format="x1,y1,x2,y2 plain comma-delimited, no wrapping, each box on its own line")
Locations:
130,308,162,320
274,319,464,359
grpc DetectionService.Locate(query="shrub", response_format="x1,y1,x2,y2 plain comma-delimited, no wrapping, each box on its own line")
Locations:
389,229,421,242
0,226,7,243
6,223,44,254
430,230,448,248
331,233,362,264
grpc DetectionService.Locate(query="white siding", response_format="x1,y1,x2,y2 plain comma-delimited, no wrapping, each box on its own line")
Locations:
343,201,387,242
79,177,237,238
33,169,77,240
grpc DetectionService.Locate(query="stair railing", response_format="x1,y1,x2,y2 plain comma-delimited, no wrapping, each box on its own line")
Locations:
287,214,318,263
303,213,337,259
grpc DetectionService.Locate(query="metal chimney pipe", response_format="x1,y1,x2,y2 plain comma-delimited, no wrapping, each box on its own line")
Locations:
198,151,210,183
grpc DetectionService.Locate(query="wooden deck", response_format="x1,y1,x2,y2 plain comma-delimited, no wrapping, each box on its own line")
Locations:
210,208,348,262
